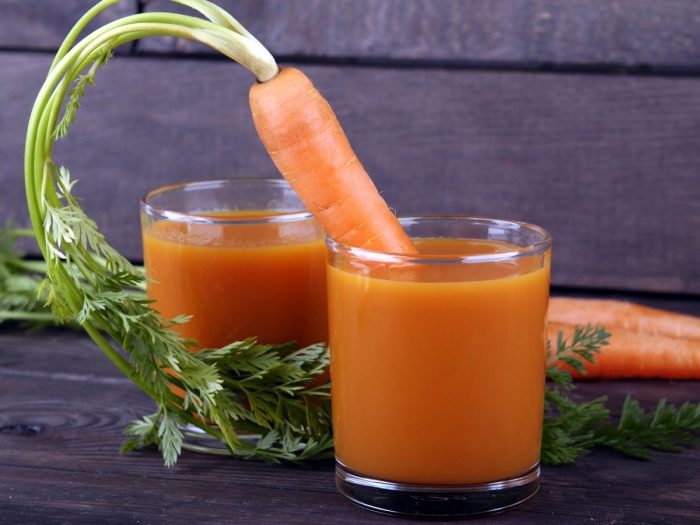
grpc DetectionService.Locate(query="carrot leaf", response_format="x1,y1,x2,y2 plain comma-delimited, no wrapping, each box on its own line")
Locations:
52,44,113,140
593,397,700,459
0,224,55,328
546,323,611,387
541,390,610,465
543,324,612,464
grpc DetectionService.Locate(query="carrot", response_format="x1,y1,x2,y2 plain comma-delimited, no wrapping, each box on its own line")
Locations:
549,297,700,341
249,67,417,254
549,321,700,379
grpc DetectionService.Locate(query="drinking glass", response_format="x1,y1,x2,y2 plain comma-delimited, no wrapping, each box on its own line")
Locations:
327,216,552,517
141,178,327,349
141,179,328,451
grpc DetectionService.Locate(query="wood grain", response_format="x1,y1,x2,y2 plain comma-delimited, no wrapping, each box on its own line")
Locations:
4,1,700,71
0,0,136,52
2,52,699,294
1,312,699,524
139,0,700,70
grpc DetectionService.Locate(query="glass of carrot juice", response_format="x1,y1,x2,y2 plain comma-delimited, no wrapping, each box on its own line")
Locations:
327,216,552,517
141,179,328,447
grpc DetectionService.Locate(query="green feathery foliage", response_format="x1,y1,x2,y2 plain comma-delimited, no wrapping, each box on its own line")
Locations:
23,0,327,467
543,325,700,465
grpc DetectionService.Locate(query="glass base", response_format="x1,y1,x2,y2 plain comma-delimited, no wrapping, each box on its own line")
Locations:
335,461,540,518
179,423,260,456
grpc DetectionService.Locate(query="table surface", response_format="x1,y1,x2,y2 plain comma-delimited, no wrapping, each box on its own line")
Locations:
1,291,699,525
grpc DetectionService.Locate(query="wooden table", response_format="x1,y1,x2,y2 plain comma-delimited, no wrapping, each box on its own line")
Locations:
2,292,699,525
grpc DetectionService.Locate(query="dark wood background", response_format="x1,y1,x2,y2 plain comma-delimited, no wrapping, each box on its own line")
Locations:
1,0,699,294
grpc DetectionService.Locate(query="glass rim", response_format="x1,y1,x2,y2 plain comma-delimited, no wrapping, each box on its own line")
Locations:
325,216,553,264
140,178,314,225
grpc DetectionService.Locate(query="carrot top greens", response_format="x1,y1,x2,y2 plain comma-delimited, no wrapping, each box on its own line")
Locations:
23,0,329,467
544,325,700,464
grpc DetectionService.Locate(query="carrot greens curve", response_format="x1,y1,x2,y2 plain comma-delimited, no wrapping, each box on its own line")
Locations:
23,0,330,466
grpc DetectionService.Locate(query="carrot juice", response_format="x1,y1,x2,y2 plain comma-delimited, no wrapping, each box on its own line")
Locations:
141,180,327,349
328,217,551,492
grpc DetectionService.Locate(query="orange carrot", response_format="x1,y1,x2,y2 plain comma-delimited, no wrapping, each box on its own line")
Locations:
249,67,417,254
549,297,700,341
549,321,700,379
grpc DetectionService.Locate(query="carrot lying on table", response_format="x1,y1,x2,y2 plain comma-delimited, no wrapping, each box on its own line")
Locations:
549,321,700,380
249,67,417,254
549,297,700,340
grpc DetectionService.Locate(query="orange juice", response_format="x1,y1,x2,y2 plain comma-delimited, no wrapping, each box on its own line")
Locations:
143,211,327,349
328,238,550,485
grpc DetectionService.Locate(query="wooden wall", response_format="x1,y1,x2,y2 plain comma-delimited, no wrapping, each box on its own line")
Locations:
1,1,699,294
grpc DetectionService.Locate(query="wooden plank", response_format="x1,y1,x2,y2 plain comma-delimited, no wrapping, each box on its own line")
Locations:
0,329,134,393
1,325,699,524
3,0,700,70
3,451,697,524
0,0,136,51
2,51,700,294
140,0,700,69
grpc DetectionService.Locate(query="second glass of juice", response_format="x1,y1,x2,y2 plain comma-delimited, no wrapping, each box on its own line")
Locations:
141,178,327,351
327,216,552,517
